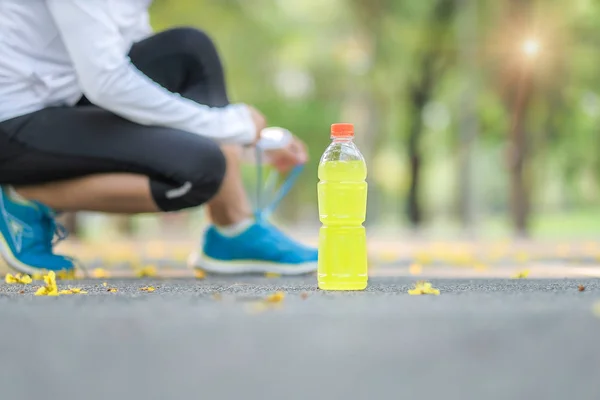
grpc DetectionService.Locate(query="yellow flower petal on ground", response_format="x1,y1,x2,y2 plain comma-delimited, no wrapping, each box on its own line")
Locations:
136,265,157,278
5,273,32,284
58,289,73,295
44,271,58,292
68,288,86,294
56,269,76,280
34,287,48,296
32,272,44,281
194,269,206,279
408,281,440,295
107,288,118,293
264,291,285,303
92,268,110,279
35,271,61,296
409,263,422,275
102,282,108,287
140,286,155,292
265,272,281,278
511,270,530,279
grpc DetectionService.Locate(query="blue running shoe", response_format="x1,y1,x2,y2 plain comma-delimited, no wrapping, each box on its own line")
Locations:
0,186,74,274
191,220,318,275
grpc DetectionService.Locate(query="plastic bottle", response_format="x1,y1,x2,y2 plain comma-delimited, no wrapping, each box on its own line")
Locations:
317,123,368,290
241,127,296,215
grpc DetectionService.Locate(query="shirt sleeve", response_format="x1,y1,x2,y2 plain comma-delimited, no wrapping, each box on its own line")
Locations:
46,0,256,145
130,11,153,43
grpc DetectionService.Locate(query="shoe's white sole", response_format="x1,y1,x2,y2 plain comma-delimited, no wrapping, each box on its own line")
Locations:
0,232,43,275
0,190,45,275
189,252,317,276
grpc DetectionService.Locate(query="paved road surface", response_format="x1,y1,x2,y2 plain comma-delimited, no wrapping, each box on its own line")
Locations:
1,276,600,399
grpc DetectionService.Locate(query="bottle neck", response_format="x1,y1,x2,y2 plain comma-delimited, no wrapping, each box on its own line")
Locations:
331,136,354,143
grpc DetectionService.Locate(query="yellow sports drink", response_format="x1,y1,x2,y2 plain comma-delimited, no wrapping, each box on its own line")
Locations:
317,123,368,290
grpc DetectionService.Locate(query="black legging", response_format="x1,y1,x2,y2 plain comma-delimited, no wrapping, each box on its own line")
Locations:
0,28,231,211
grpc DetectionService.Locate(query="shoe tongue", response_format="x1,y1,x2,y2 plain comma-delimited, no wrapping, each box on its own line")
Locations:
33,201,55,217
28,202,60,252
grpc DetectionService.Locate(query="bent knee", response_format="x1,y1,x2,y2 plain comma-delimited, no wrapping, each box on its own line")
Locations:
151,140,226,212
163,27,218,55
175,140,226,209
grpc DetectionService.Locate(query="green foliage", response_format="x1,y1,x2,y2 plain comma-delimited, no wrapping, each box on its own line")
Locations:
147,0,600,235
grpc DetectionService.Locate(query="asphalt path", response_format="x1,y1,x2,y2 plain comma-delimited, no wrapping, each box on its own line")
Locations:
1,276,600,400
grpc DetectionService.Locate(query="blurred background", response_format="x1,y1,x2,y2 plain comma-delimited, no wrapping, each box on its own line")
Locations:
64,0,600,245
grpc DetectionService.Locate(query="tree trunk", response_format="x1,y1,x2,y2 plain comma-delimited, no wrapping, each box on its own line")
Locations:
456,0,479,234
502,0,534,237
352,94,381,227
407,90,428,226
347,0,392,227
405,0,456,228
507,67,533,236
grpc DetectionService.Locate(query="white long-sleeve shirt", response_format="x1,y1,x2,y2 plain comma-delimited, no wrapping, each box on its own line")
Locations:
0,0,256,144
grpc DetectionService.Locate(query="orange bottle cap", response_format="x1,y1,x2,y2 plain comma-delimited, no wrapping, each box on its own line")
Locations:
331,123,354,138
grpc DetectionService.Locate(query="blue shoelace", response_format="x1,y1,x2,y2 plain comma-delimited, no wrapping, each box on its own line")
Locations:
39,207,88,276
253,146,304,222
49,217,69,246
36,207,69,248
